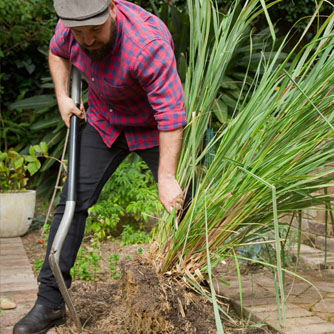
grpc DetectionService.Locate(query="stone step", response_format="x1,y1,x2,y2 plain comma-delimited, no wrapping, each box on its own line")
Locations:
291,244,334,270
315,236,334,253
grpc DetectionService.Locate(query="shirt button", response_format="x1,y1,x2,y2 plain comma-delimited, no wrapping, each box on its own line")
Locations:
109,109,113,113
92,77,95,82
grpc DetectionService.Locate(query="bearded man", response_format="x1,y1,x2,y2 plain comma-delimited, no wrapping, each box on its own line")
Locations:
13,1,187,333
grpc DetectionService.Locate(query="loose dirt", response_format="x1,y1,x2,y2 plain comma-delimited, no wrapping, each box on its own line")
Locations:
21,229,273,334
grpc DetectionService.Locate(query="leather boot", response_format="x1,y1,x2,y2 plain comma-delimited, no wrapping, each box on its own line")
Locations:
13,303,66,334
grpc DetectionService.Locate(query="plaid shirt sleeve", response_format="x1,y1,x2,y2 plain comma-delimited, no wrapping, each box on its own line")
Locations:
49,21,72,59
134,39,187,131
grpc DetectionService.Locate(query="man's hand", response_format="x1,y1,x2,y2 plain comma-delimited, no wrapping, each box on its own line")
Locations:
58,95,85,128
158,128,184,213
158,174,184,213
49,51,85,127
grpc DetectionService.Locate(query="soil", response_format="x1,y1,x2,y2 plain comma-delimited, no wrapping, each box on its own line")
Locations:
21,228,274,334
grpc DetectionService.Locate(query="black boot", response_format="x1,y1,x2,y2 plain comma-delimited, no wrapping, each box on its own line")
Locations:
13,303,66,334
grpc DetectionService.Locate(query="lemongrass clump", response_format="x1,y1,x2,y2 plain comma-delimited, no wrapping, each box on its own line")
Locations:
156,1,334,277
153,1,333,331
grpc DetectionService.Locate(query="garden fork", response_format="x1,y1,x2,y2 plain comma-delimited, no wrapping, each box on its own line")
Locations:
49,66,82,332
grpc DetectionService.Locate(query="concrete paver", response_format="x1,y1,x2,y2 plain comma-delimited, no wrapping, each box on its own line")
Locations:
272,321,334,334
284,282,311,296
313,298,334,313
215,260,334,333
314,311,334,323
0,237,38,334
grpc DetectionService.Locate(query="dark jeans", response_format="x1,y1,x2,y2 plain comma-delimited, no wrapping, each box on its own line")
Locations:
37,123,161,308
37,123,191,308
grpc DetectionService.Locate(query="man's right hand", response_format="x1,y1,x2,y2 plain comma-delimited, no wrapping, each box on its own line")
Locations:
58,95,85,127
48,51,85,127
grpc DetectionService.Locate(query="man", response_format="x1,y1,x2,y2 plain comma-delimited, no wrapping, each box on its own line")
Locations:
13,1,186,333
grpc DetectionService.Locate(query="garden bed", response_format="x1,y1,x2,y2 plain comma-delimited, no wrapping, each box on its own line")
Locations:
22,229,274,333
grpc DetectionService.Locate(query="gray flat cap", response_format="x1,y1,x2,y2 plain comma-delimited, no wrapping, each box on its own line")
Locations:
54,0,111,27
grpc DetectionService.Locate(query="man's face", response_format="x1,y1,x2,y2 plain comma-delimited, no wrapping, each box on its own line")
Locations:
71,7,117,61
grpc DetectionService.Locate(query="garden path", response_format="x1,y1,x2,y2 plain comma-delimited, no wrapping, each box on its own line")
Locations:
0,237,56,334
215,246,334,334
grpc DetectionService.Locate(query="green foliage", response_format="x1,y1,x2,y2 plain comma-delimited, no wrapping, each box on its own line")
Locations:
156,3,334,329
70,247,101,281
268,0,332,31
158,0,334,285
7,83,66,167
0,143,48,192
213,26,287,128
120,225,151,246
107,253,121,280
85,155,162,243
154,1,190,83
215,0,332,31
33,256,44,273
0,0,55,55
41,223,51,244
237,244,263,263
85,201,124,243
0,0,57,151
103,155,162,222
5,79,87,197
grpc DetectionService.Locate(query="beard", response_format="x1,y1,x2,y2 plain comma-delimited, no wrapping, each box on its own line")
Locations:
80,18,117,61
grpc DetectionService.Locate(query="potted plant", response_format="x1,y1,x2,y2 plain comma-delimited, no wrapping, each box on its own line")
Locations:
0,143,48,237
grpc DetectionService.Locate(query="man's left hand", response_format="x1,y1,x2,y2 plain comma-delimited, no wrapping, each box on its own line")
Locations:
158,175,184,214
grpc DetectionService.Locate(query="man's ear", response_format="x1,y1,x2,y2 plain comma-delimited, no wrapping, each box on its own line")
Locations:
109,0,115,11
109,1,116,19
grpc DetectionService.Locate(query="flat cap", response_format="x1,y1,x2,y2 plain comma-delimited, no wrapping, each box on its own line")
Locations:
54,0,111,27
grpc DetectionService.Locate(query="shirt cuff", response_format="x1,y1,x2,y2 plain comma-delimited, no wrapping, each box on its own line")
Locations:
155,108,187,131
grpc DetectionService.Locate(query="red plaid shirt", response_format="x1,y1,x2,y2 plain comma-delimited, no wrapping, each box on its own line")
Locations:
50,0,186,151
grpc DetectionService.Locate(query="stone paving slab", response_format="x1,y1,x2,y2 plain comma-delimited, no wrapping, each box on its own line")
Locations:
0,237,38,334
214,267,334,334
0,238,59,334
312,298,334,313
238,302,334,334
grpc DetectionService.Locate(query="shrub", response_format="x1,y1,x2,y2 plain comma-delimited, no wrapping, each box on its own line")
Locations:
269,0,332,31
0,0,57,151
85,154,162,244
120,225,150,246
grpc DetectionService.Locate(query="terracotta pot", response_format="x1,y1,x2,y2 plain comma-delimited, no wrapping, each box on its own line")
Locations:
0,190,36,237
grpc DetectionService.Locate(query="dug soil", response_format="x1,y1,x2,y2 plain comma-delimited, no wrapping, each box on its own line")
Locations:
22,229,274,334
